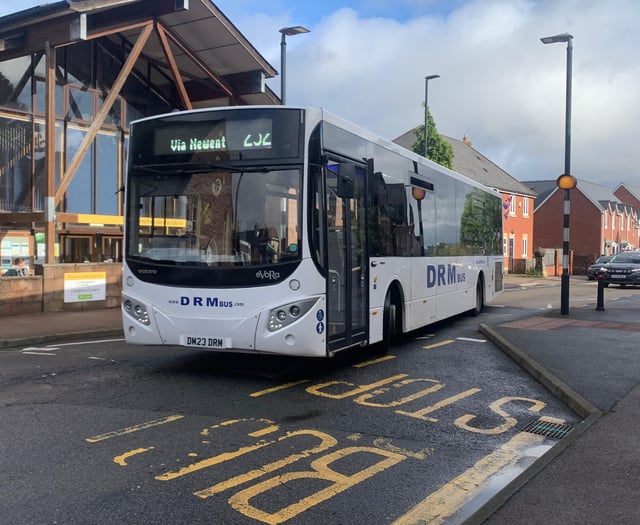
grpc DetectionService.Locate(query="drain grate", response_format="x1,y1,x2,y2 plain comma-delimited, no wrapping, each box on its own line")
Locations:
521,419,574,439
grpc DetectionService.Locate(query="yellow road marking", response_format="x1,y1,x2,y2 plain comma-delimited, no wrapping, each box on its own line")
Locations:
229,446,406,524
113,447,154,466
193,430,337,499
354,355,396,367
85,415,184,443
392,431,546,525
422,339,454,350
156,441,273,481
396,389,481,422
250,379,311,398
249,425,280,437
373,438,434,460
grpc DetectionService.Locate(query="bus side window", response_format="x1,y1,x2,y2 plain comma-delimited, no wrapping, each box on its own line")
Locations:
386,184,409,257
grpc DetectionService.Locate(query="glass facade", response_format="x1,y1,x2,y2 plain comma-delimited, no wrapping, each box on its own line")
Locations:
0,35,189,261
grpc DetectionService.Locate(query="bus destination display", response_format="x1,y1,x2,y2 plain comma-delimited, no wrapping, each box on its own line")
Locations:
153,118,272,156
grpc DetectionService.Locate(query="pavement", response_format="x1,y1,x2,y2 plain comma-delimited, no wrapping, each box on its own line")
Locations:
1,278,640,524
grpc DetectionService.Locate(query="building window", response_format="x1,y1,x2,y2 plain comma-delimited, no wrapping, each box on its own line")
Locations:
503,236,508,256
523,197,529,217
510,196,516,215
522,236,528,257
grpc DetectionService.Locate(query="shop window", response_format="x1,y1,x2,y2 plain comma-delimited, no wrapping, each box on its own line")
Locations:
65,127,94,213
0,114,33,212
97,132,119,215
0,55,32,111
68,86,94,121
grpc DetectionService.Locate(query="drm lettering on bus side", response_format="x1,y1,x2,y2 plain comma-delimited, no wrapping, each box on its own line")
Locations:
426,264,466,288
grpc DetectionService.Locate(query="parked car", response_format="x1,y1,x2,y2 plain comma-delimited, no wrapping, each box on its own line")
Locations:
596,251,640,287
587,255,612,280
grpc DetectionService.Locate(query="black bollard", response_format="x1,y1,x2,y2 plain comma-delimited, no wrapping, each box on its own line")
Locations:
595,277,605,311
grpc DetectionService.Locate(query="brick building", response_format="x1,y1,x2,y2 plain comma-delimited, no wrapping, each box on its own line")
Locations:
525,179,640,274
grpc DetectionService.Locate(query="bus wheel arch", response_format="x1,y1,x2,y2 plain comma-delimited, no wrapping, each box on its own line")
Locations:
470,272,485,316
375,281,404,354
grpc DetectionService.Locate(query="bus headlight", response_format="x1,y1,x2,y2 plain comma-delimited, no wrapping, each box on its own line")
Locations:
267,298,318,332
123,297,150,325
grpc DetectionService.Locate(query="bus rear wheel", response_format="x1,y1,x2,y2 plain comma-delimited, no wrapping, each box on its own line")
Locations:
470,278,484,316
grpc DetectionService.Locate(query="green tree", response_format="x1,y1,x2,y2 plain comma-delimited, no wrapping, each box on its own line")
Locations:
412,104,454,169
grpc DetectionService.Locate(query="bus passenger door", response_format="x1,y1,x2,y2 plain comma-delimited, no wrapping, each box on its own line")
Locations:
325,159,368,352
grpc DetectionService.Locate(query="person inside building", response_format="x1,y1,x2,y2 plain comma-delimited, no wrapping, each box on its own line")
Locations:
3,257,29,277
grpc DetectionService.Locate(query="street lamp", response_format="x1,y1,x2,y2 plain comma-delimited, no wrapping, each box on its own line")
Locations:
424,74,440,158
541,32,575,315
279,26,310,105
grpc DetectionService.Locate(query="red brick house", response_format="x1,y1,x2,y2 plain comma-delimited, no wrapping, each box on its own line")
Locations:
614,183,640,210
393,131,536,273
525,179,640,274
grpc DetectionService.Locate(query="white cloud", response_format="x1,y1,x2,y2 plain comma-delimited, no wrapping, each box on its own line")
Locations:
2,0,639,187
226,0,640,187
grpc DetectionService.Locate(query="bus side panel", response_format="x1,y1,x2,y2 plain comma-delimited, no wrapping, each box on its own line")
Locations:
406,258,438,331
434,257,477,320
484,257,504,303
368,257,411,342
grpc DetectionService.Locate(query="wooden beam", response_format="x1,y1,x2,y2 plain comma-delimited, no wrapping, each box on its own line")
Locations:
54,21,153,206
45,41,56,264
156,22,192,110
0,14,83,62
161,27,234,98
0,212,44,226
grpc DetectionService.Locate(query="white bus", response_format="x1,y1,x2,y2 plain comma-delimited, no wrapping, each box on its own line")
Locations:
122,106,503,357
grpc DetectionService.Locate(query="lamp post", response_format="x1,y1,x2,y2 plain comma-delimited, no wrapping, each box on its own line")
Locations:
279,26,310,105
541,32,575,315
424,74,440,158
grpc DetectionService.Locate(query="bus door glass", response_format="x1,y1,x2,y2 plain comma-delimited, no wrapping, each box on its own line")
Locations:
325,159,367,351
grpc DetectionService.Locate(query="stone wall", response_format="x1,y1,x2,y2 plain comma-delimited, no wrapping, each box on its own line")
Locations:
0,263,122,315
0,276,43,315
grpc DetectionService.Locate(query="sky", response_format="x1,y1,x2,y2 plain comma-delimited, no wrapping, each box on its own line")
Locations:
1,0,639,189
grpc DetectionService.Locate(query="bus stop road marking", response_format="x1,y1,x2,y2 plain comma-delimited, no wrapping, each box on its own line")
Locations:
353,355,396,368
86,415,185,443
250,380,312,398
422,340,454,350
392,430,546,525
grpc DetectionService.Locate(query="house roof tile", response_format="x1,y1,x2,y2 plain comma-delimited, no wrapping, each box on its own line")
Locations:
393,129,536,197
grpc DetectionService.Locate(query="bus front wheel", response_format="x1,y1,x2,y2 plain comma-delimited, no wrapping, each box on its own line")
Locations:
374,291,397,355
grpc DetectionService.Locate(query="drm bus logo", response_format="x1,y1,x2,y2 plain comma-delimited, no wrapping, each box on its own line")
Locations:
180,296,234,308
426,264,466,288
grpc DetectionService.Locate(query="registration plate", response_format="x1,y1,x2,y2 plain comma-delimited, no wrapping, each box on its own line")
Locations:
611,274,626,279
180,335,228,349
